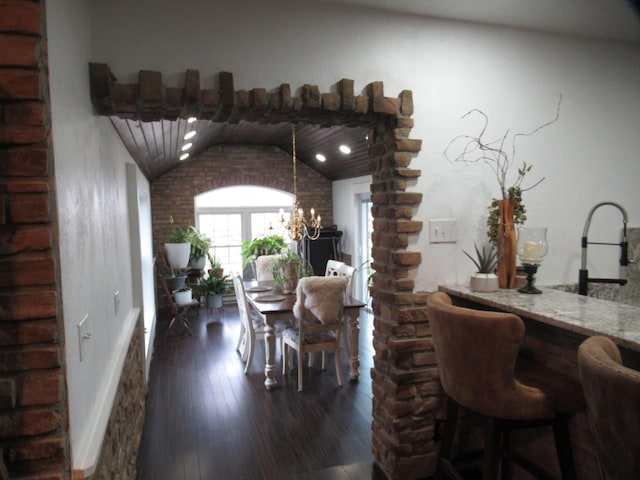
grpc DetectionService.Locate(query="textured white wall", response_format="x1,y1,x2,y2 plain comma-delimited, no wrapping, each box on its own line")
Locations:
47,0,144,472
89,0,640,294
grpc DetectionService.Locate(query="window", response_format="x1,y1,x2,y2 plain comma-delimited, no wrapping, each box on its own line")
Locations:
195,186,294,276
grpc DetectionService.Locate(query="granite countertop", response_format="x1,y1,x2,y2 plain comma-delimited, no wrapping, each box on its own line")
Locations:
439,285,640,353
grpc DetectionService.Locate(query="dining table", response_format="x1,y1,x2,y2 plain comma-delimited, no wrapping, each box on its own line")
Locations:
243,280,366,389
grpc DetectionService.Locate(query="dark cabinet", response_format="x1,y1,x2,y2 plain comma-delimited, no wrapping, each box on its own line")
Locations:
301,226,343,276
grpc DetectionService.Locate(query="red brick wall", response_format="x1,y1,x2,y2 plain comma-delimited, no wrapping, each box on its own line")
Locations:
150,144,333,253
0,0,69,478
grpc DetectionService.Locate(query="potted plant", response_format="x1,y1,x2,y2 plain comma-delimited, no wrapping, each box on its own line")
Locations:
185,226,211,269
463,243,499,293
445,95,561,288
199,273,231,308
241,234,288,269
165,266,188,292
165,226,191,269
173,285,193,305
271,251,313,294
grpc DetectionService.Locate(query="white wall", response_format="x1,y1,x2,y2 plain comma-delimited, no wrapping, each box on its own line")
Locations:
89,0,640,293
47,0,145,474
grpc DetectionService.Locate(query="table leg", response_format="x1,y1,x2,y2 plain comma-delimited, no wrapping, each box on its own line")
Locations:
348,310,360,380
263,322,277,389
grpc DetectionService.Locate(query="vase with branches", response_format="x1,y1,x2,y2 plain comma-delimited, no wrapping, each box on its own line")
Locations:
445,95,561,288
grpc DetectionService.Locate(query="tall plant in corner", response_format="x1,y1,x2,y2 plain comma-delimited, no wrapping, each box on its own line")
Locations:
445,94,561,288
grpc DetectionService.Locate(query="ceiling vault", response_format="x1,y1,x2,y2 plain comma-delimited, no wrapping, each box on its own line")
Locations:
88,64,402,181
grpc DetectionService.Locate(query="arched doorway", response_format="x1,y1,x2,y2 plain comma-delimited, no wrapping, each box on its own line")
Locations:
89,67,429,479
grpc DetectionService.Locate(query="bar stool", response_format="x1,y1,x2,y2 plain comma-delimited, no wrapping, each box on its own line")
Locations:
427,292,584,479
578,336,640,480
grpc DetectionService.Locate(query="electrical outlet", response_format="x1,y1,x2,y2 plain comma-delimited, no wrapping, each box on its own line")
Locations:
429,219,458,243
78,314,91,362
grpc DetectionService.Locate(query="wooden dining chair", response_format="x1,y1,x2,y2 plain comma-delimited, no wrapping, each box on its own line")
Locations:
324,259,344,277
232,274,289,374
255,254,283,282
282,276,347,391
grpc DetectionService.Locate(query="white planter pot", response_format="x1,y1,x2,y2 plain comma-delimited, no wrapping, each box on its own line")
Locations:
165,242,190,268
469,273,499,293
189,256,206,270
207,294,224,309
173,287,192,305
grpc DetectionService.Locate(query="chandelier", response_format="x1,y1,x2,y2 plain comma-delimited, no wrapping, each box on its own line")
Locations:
279,125,321,242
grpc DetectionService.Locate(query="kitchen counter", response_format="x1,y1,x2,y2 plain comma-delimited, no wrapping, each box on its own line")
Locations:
439,285,640,353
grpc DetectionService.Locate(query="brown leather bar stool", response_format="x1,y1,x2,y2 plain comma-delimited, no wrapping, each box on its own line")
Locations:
427,292,584,479
578,336,640,480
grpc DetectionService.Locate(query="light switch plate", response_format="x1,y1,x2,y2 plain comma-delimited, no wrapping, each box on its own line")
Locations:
429,219,458,243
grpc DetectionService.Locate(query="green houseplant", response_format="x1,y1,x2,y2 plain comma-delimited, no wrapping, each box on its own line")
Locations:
241,234,288,269
199,273,231,308
271,251,313,294
463,243,499,293
185,226,211,269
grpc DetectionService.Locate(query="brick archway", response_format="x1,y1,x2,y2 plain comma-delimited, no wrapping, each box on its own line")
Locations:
89,67,434,479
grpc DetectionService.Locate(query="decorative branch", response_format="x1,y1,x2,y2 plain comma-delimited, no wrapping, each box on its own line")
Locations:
445,94,562,200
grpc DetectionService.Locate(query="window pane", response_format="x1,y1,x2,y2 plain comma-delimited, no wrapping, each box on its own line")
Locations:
196,186,293,208
250,212,292,244
197,213,242,274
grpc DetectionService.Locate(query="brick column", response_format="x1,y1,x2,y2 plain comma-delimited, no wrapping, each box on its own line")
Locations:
0,0,70,478
367,89,437,479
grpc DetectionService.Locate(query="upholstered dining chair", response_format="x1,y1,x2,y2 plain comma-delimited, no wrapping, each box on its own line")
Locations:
282,276,347,391
578,335,640,480
232,274,289,374
255,254,283,282
427,291,584,480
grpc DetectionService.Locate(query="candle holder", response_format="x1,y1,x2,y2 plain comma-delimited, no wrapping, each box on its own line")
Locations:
517,227,548,294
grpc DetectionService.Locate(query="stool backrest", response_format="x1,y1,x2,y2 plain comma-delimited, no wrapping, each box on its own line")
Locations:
427,292,546,419
578,336,640,480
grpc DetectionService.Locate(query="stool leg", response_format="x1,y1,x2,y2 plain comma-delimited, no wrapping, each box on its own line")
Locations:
482,417,502,480
552,416,577,480
436,398,460,480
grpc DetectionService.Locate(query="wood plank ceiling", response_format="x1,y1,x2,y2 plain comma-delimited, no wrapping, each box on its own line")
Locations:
111,117,371,181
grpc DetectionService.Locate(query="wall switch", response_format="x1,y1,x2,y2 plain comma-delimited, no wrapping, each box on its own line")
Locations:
429,219,458,243
78,314,91,362
114,290,120,316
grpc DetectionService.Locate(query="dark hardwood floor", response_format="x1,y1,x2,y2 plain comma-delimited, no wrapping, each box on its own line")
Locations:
136,303,377,480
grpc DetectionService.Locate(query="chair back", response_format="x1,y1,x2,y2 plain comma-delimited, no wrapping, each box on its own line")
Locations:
338,264,356,297
578,336,640,480
255,254,283,281
427,291,555,420
293,276,347,327
232,273,253,334
325,259,344,277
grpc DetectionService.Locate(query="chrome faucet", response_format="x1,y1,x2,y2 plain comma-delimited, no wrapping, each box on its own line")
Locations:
579,201,632,295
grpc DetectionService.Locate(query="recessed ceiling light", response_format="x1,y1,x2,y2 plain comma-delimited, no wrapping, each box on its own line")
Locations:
187,117,197,123
184,131,196,140
180,153,189,161
315,153,326,162
339,145,351,154
181,143,192,151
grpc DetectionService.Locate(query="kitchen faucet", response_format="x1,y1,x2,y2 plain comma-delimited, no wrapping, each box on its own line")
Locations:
579,201,632,295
